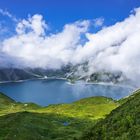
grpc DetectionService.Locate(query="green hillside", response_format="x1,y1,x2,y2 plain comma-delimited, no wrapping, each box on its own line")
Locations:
80,89,140,140
0,93,118,140
0,93,15,107
1,89,140,140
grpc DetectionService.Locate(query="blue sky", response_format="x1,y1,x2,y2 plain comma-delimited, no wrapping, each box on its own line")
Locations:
0,0,140,31
0,0,140,85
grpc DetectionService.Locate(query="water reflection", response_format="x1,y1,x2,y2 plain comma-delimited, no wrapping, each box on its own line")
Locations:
0,79,133,106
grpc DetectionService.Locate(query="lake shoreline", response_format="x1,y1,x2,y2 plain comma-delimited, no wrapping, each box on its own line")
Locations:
0,77,135,106
0,77,135,90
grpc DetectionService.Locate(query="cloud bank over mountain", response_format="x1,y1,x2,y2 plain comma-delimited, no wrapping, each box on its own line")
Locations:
0,8,140,85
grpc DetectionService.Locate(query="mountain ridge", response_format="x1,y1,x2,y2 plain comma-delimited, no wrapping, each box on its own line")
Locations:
80,89,140,140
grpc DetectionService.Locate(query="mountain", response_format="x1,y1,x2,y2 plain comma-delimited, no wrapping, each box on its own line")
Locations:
0,52,129,84
0,93,118,140
0,65,128,85
0,68,37,81
80,89,140,140
0,67,70,82
0,52,128,83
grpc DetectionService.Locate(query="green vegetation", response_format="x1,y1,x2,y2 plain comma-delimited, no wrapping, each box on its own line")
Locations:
0,93,118,140
80,89,140,140
1,89,140,140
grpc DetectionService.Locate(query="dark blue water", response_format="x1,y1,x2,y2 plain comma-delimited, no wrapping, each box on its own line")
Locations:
0,79,133,106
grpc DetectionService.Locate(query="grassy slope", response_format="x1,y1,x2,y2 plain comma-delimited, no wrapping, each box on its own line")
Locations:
0,93,40,116
0,93,119,140
80,89,140,140
0,93,15,107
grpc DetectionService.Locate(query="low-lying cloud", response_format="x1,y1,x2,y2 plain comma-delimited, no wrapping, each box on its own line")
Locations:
0,8,140,86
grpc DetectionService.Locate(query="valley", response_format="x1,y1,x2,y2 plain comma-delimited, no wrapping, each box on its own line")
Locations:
0,93,118,140
0,88,139,140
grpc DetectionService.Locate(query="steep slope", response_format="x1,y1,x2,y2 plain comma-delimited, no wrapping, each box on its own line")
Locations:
0,112,90,140
0,68,38,81
0,65,128,85
0,93,118,140
0,93,15,107
80,89,140,140
0,67,71,82
0,92,41,116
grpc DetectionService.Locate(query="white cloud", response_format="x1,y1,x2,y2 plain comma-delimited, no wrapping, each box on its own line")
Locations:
0,9,17,22
16,14,48,35
93,17,104,27
1,7,140,86
1,16,90,69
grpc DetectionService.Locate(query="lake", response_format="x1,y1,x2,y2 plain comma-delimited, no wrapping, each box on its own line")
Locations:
0,79,134,106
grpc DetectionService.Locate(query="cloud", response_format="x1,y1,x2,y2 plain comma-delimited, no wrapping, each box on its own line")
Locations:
93,17,104,27
0,9,18,22
1,16,90,69
0,8,140,86
16,14,48,35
